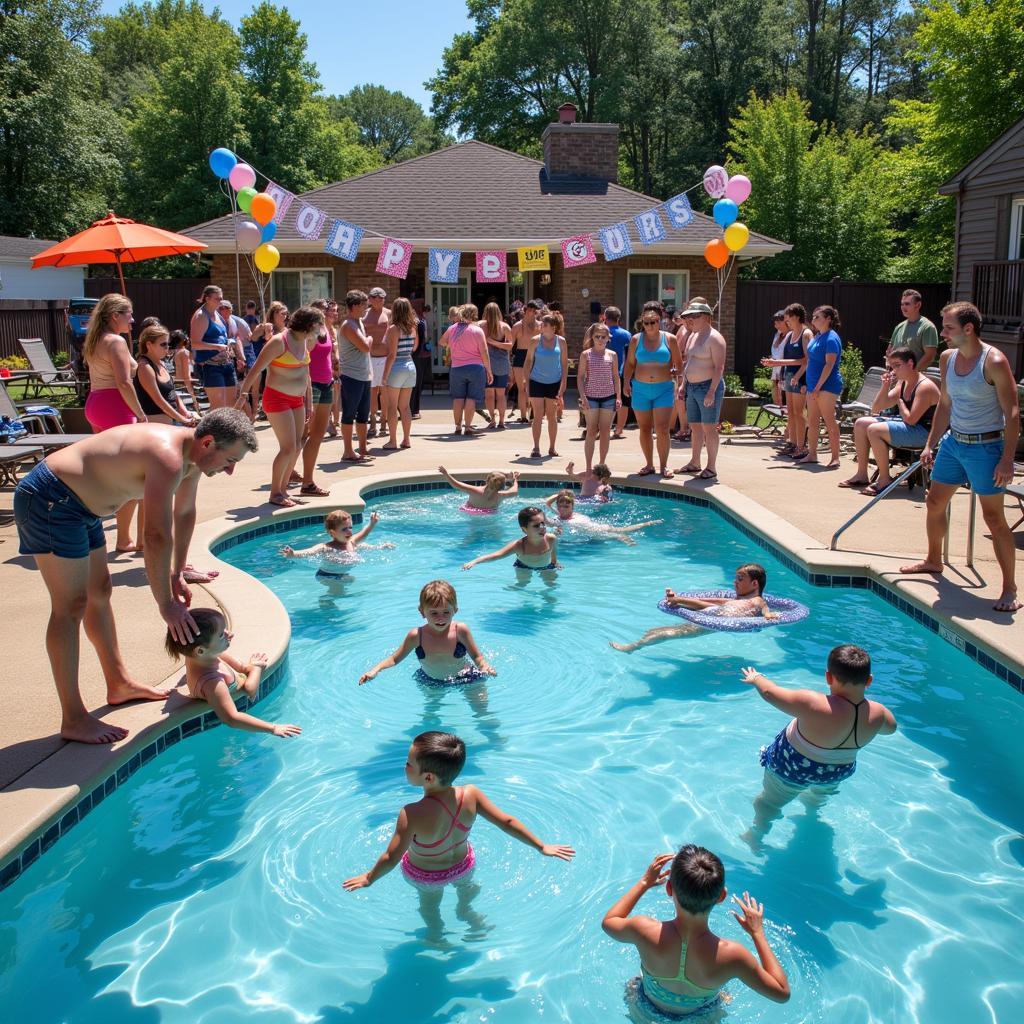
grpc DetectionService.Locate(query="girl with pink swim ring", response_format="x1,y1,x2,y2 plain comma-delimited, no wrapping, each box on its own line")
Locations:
438,465,519,512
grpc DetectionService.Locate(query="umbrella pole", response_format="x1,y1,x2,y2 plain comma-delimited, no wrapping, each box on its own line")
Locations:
116,253,127,294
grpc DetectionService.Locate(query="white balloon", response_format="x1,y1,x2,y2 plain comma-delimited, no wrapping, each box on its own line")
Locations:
235,220,262,251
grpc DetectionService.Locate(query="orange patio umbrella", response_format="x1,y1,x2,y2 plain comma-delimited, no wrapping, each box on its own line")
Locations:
31,211,207,293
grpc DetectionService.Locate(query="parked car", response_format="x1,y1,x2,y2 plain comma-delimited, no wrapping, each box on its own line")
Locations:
65,297,97,372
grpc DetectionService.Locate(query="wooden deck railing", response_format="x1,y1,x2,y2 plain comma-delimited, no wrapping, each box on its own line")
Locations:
972,260,1024,325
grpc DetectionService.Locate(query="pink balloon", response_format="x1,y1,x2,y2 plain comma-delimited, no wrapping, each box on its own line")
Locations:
228,162,256,191
724,174,752,204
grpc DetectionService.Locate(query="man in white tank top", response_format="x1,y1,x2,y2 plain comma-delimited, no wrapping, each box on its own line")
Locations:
900,302,1021,612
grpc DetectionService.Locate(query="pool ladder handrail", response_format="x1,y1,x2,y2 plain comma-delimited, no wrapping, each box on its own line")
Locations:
829,460,978,568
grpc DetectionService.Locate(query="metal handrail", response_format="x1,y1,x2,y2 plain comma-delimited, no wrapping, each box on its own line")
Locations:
830,461,923,550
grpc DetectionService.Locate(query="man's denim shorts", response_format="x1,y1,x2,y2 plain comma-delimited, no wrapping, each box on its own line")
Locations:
930,433,1005,496
685,378,725,424
14,461,106,559
449,364,486,404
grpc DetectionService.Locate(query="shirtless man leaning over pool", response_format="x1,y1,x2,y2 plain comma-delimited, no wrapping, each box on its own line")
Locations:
13,408,258,744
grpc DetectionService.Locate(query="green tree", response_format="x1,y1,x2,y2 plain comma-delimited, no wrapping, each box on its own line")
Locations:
329,85,439,163
728,90,892,279
0,0,123,238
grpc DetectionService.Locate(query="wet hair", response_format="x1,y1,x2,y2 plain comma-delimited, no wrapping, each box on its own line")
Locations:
604,305,621,323
812,305,841,331
392,297,417,335
518,505,545,528
773,309,786,322
420,579,458,611
669,844,725,914
324,509,353,531
827,644,871,685
165,607,225,660
83,292,132,364
783,302,807,322
737,562,766,594
482,302,504,340
136,324,170,360
346,289,368,310
942,300,982,334
193,407,258,453
200,285,223,303
412,730,466,786
555,489,575,504
888,346,917,366
169,329,190,352
593,463,611,481
288,305,325,335
484,471,507,491
459,303,479,323
901,289,922,304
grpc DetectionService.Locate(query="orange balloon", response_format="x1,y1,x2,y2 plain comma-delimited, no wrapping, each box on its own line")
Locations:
704,238,729,269
249,192,277,227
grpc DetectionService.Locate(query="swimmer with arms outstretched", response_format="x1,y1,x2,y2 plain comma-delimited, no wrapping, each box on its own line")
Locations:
280,509,393,576
544,489,661,546
611,563,776,652
564,460,613,501
359,579,495,684
602,845,789,1017
440,465,519,511
462,506,560,582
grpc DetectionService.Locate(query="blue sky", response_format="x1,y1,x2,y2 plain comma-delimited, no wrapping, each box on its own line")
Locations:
97,0,473,110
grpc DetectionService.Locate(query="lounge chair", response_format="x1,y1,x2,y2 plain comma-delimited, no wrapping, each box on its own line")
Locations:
0,445,44,488
0,381,63,434
17,338,83,398
840,366,887,424
10,433,92,452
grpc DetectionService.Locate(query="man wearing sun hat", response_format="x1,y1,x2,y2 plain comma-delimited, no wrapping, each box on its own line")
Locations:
676,299,726,480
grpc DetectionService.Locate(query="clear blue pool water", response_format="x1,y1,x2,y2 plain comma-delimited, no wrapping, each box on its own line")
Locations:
2,488,1023,1024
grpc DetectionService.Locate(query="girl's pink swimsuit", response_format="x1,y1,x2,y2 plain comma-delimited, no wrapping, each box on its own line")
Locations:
400,787,476,887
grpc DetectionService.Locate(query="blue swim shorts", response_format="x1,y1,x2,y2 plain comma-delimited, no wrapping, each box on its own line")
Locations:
631,379,675,412
14,461,106,559
930,433,1005,496
685,378,725,424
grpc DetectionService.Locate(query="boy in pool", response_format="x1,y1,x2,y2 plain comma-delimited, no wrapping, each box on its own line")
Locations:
741,644,897,851
165,608,301,738
462,506,560,582
543,490,662,546
565,460,613,501
602,845,790,1018
280,509,393,577
439,465,520,512
611,564,776,652
342,731,575,942
359,579,495,685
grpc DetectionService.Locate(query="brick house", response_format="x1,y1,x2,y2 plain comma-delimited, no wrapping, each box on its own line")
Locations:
187,108,789,373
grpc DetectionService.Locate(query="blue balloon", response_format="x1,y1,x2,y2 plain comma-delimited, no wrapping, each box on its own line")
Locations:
713,198,739,228
209,148,237,179
261,222,277,243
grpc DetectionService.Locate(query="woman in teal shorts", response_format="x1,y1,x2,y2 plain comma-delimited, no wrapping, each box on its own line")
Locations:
623,307,684,478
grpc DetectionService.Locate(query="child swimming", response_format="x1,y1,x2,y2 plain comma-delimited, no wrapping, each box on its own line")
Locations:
359,579,495,685
439,465,519,512
544,489,662,546
611,563,776,651
741,644,897,851
280,509,393,576
164,608,301,738
565,460,613,501
462,505,560,581
602,845,790,1018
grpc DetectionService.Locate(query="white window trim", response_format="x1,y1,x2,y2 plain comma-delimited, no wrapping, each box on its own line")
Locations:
270,267,335,303
1010,198,1024,261
626,268,690,319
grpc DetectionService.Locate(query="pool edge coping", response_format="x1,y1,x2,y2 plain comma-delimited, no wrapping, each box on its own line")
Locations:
2,468,1022,891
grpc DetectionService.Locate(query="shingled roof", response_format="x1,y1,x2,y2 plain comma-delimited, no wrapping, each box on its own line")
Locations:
0,235,59,261
186,141,789,257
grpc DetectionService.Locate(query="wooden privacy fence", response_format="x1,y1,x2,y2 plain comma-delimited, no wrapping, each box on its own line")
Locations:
84,277,210,333
0,300,69,360
733,278,951,383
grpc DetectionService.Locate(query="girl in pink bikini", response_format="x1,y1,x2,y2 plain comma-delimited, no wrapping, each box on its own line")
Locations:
343,731,574,935
439,465,519,513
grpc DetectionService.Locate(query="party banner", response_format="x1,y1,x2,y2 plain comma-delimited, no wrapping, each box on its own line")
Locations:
476,250,507,283
324,219,363,262
663,192,693,229
429,247,461,283
635,208,667,246
517,245,550,271
295,204,327,240
264,181,294,226
561,234,596,268
376,237,413,278
598,223,633,261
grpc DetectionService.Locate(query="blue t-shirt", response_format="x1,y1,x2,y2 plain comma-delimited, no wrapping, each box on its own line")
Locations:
806,330,843,394
607,325,631,374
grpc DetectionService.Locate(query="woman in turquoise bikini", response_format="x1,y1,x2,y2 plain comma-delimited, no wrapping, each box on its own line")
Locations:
623,307,684,478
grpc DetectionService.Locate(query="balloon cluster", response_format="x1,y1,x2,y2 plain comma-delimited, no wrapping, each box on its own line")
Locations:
208,148,280,273
701,165,752,269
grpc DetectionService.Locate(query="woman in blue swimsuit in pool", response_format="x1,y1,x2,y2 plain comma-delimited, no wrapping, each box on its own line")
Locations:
623,305,684,478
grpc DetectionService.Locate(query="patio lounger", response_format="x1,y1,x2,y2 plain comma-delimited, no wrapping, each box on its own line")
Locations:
0,381,63,434
0,445,44,487
17,338,82,397
752,401,787,437
10,433,92,452
840,366,887,423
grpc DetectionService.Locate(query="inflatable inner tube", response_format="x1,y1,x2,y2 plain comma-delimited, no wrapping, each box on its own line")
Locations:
657,589,809,632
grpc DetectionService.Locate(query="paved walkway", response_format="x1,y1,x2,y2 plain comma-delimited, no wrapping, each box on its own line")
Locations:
2,398,1021,797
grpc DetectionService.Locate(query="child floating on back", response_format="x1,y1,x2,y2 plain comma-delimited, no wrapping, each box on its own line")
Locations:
602,845,789,1017
439,465,519,513
165,608,301,738
544,489,661,546
742,643,897,850
280,509,393,577
463,505,560,581
359,580,495,685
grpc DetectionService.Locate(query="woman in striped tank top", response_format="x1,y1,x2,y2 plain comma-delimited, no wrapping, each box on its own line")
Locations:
577,323,623,472
381,297,420,449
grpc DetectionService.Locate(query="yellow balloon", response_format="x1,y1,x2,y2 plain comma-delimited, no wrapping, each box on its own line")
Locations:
724,222,750,252
253,243,280,274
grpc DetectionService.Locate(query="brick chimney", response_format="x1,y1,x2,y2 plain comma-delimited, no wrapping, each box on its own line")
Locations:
542,106,619,184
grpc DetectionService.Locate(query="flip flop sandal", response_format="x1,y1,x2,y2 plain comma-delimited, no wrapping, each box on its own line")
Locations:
531,449,542,458
300,484,330,496
697,469,717,480
342,454,373,464
678,464,702,474
637,466,657,476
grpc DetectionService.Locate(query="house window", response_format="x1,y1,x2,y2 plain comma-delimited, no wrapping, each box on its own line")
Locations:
1010,198,1024,261
271,269,333,310
627,270,689,328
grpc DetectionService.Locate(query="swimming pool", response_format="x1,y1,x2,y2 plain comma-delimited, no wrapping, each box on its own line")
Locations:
2,486,1023,1023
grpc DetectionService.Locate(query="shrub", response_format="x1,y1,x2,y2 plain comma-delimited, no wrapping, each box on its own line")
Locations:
723,373,747,397
0,356,30,370
752,376,774,399
53,351,69,368
840,345,865,402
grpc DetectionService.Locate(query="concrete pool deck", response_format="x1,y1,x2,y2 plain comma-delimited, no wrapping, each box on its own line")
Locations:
2,397,1022,871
